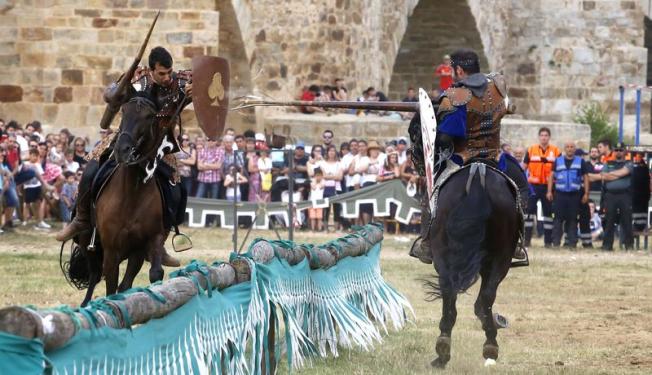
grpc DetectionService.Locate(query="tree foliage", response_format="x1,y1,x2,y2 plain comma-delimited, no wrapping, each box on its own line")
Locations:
574,102,618,147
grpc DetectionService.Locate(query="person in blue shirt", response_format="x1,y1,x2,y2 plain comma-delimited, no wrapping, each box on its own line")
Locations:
546,141,590,248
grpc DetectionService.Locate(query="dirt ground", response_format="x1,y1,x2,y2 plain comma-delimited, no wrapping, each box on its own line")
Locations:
0,225,651,374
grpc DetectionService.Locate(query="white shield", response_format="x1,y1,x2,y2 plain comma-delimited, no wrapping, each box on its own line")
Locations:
418,88,437,211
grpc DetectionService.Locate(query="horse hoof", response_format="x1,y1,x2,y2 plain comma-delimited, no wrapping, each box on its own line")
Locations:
430,357,447,369
484,358,497,367
483,343,499,360
436,336,451,358
493,313,509,329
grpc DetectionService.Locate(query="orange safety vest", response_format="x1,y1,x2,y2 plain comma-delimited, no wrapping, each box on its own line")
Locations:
600,151,631,163
526,144,561,185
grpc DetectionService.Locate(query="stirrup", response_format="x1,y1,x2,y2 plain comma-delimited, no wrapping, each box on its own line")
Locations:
511,246,529,268
172,232,193,252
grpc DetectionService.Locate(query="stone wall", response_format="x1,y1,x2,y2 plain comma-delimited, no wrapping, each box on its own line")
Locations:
0,0,218,136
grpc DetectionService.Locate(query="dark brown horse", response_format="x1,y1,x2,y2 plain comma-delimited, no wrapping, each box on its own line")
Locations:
426,163,519,368
63,96,171,307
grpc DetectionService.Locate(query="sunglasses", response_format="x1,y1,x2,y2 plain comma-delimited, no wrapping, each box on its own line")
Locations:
75,143,84,147
323,135,332,139
614,148,624,152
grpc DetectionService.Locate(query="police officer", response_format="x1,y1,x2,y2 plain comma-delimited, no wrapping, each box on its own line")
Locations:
523,127,561,247
594,142,634,251
546,141,589,248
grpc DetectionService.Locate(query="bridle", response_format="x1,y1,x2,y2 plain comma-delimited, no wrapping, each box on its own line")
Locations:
115,96,163,167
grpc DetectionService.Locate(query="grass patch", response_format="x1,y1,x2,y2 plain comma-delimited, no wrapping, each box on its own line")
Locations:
0,227,651,374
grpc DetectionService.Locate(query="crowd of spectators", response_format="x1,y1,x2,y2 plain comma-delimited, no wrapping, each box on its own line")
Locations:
181,127,422,232
0,118,423,234
0,118,95,233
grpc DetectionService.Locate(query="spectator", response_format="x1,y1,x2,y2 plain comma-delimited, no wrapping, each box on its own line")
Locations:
63,148,80,174
524,127,561,247
72,137,88,166
546,141,589,248
513,146,526,170
221,135,244,182
597,139,614,163
300,85,323,114
234,135,245,152
321,129,334,151
342,139,358,193
402,87,418,103
429,88,441,100
196,137,224,199
176,134,197,195
588,200,603,241
397,137,408,164
435,54,454,91
501,143,512,155
379,151,400,181
257,146,272,202
322,145,343,229
308,168,325,231
224,165,248,202
22,148,52,229
59,128,73,148
307,145,324,177
60,171,77,223
271,142,309,203
400,149,421,196
592,141,634,251
333,78,348,101
245,137,261,202
355,140,382,224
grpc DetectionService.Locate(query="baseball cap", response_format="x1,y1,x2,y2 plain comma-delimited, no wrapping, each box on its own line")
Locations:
295,141,305,149
398,137,408,145
614,141,626,150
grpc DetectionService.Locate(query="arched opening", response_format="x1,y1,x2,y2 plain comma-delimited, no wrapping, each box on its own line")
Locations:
388,0,488,100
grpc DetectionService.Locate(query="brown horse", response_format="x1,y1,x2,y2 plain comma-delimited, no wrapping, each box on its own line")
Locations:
426,163,519,368
63,96,171,307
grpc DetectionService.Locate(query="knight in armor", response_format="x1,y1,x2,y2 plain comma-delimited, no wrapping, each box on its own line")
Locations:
408,48,529,264
55,47,192,267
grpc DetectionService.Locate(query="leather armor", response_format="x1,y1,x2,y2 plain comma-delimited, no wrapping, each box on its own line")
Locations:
437,73,508,161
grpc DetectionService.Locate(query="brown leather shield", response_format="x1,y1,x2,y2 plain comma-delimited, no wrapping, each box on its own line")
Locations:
191,56,229,139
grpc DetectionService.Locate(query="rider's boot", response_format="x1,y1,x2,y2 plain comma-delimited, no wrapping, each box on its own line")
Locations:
410,204,433,264
161,248,181,267
55,190,91,242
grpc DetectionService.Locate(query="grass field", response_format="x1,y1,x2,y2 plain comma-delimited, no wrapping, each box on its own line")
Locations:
0,225,651,374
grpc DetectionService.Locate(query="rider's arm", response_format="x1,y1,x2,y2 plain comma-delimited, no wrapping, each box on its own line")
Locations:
437,97,466,139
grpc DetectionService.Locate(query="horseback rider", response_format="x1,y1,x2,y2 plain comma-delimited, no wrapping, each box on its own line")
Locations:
409,48,529,264
55,46,192,267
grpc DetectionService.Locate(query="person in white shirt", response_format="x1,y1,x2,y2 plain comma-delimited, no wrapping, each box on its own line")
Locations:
308,168,325,231
355,140,382,224
224,165,248,202
342,139,358,192
307,145,325,177
257,147,273,202
21,148,53,229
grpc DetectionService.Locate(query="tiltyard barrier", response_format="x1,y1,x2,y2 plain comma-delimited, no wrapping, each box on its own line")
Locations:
0,223,413,374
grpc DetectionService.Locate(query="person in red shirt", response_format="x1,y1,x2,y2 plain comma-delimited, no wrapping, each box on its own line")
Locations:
300,85,323,114
435,55,454,90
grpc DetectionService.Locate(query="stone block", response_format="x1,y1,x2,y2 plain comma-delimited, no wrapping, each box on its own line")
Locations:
20,27,52,41
62,69,84,85
180,11,200,20
22,86,46,103
112,9,140,18
92,18,118,28
166,32,192,44
183,46,204,58
0,85,23,102
0,54,19,67
74,9,101,18
130,0,145,8
147,0,168,9
44,17,68,27
54,87,73,103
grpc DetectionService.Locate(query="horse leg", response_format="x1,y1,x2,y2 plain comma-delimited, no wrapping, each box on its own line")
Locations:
431,289,457,369
475,267,502,364
118,254,145,292
103,254,120,297
148,235,166,283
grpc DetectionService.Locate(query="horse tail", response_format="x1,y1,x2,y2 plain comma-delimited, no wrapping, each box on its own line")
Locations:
60,241,91,290
425,169,492,300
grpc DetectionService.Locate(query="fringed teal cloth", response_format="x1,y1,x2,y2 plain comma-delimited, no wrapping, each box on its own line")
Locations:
0,238,412,374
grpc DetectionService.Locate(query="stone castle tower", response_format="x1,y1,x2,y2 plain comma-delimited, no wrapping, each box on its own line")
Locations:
0,0,647,141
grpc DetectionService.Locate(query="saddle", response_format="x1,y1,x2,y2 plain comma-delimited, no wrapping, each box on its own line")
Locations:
90,158,187,232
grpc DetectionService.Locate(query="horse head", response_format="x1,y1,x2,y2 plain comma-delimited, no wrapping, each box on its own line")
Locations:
114,96,159,164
